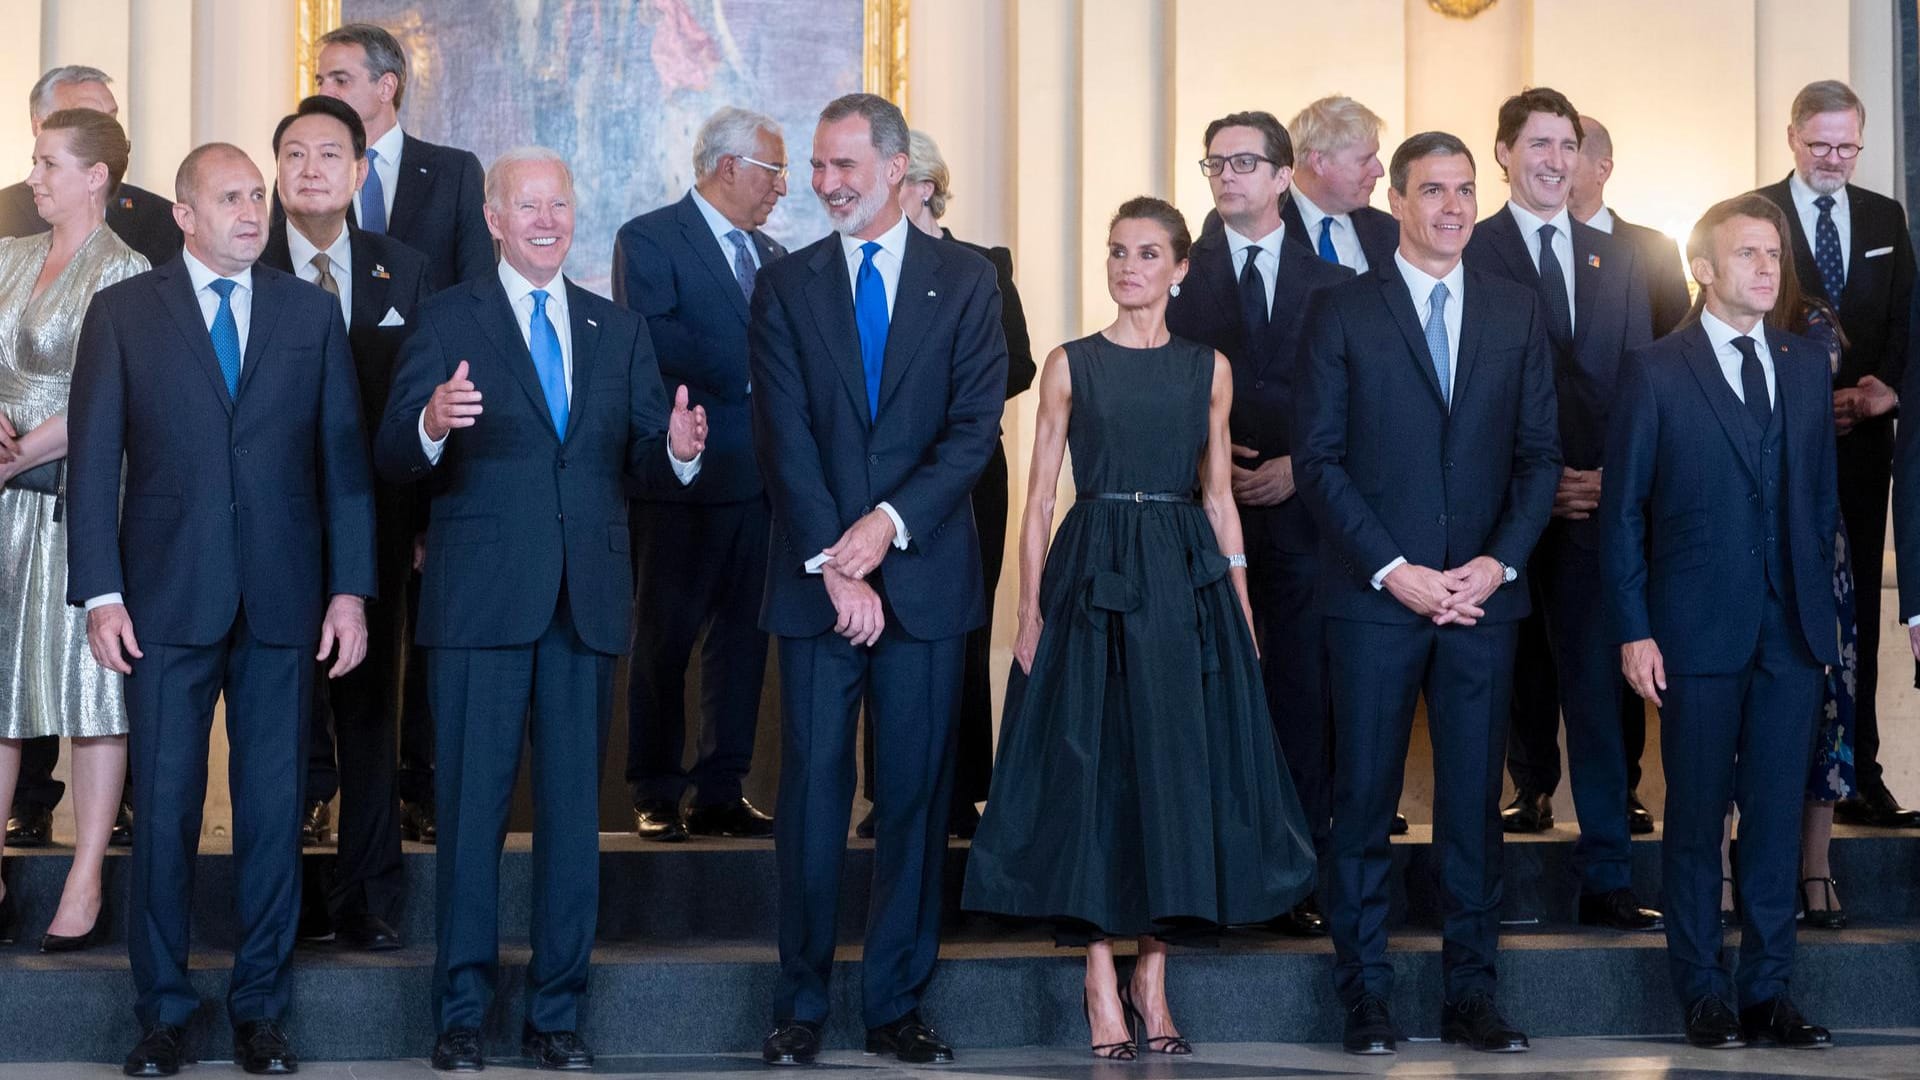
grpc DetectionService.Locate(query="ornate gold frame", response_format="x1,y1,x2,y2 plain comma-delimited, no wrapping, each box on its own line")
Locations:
295,0,342,101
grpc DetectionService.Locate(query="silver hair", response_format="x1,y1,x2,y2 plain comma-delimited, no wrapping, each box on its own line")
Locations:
819,93,909,158
904,129,951,219
29,65,112,123
693,107,782,182
485,146,575,207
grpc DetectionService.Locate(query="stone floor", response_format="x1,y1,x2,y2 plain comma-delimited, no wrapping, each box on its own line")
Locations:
9,1034,1920,1079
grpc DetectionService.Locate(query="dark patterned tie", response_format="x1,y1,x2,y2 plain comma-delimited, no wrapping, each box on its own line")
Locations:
1733,335,1771,430
726,229,757,300
1239,246,1269,337
1814,194,1846,300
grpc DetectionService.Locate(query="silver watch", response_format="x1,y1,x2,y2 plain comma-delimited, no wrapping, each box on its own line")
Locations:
1496,559,1518,584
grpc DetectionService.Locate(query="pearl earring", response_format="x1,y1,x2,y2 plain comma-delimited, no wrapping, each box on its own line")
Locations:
1169,283,1181,297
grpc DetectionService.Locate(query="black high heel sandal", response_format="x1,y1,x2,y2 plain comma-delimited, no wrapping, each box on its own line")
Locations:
1118,981,1192,1055
1799,876,1848,930
1084,990,1136,1060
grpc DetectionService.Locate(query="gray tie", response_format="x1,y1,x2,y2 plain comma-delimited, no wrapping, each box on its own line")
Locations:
1424,282,1452,407
726,229,757,301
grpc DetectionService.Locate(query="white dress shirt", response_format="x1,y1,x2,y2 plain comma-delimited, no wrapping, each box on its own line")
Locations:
355,123,404,229
1698,306,1776,409
1223,222,1284,316
1789,171,1851,280
1585,205,1615,234
690,186,761,271
1370,251,1468,591
286,222,353,325
1292,188,1369,272
1506,201,1577,334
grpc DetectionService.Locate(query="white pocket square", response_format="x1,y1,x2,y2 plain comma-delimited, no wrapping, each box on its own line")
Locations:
378,308,406,327
1866,246,1895,258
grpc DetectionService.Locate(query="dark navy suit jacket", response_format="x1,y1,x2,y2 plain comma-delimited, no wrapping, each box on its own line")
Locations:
371,134,492,293
1167,228,1353,553
1600,322,1840,673
65,256,377,645
374,274,680,655
1609,211,1691,338
1295,261,1561,623
749,226,1008,641
612,191,785,505
1280,197,1400,270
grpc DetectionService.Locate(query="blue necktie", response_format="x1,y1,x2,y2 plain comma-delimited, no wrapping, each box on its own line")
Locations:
1317,216,1339,264
529,289,569,437
360,148,387,235
1424,281,1451,407
1814,194,1845,299
854,241,889,418
726,229,757,301
208,278,241,399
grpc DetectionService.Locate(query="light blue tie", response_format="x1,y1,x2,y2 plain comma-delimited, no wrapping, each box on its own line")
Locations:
854,241,889,418
208,278,241,399
529,289,568,437
1317,216,1340,264
1423,281,1451,407
726,229,757,301
360,148,387,234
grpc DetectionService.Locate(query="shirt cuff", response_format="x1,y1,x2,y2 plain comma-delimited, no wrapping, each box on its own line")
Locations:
668,446,701,486
1907,614,1920,628
876,501,909,550
84,593,124,612
1370,556,1407,591
418,408,447,465
804,551,831,575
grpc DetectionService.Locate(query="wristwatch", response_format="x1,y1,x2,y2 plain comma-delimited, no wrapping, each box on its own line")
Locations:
1495,559,1518,585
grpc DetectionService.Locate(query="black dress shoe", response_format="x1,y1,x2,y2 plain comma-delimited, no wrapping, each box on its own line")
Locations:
1627,793,1655,835
110,801,134,848
1835,786,1920,828
949,801,980,839
1440,994,1529,1052
431,1027,485,1072
1391,813,1410,836
855,808,876,839
5,805,51,847
522,1027,594,1070
0,885,18,946
1799,877,1848,930
1740,995,1832,1048
400,799,438,843
1577,888,1663,931
123,1023,187,1077
300,801,331,847
866,1011,954,1063
633,798,688,842
1342,994,1396,1055
233,1018,298,1074
1268,897,1328,937
686,797,774,838
336,912,404,951
762,1019,821,1066
1500,791,1553,833
1683,994,1746,1048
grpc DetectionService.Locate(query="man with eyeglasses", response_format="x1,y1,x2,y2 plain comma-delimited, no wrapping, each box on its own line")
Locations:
612,106,788,843
1758,80,1920,831
1168,110,1352,938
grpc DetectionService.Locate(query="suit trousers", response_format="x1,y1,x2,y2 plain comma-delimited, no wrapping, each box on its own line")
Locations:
1507,583,1650,799
625,497,771,807
1246,544,1331,851
397,573,435,807
429,588,612,1034
1837,419,1891,793
1660,591,1821,1009
1327,616,1517,1006
126,608,312,1029
775,622,963,1027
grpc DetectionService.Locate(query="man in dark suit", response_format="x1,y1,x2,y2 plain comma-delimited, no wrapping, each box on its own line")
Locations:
376,147,705,1073
753,93,1006,1068
1568,115,1691,338
612,106,787,843
67,143,375,1078
2,64,179,851
1297,132,1558,1056
1283,95,1399,272
1755,79,1919,829
263,94,430,953
1463,88,1660,933
1602,194,1839,1050
1166,109,1352,937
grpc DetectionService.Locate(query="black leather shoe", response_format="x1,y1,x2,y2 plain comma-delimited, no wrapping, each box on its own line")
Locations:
1342,994,1396,1055
1578,888,1663,931
400,799,438,843
1500,791,1553,833
1683,994,1746,1048
431,1027,485,1072
110,801,134,847
1268,897,1328,937
522,1027,594,1070
336,912,404,951
1440,994,1529,1052
0,884,18,946
633,798,688,842
855,808,875,839
949,801,980,839
123,1023,187,1077
1835,786,1920,828
1627,793,1655,835
1741,996,1832,1048
1391,813,1409,835
866,1011,954,1063
5,805,51,847
762,1019,820,1066
1800,877,1848,930
686,797,774,838
233,1019,298,1074
300,801,331,847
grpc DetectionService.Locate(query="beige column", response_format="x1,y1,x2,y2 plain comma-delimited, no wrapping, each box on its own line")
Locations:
0,2,44,178
128,0,194,195
1403,0,1522,180
1076,0,1170,334
191,0,293,174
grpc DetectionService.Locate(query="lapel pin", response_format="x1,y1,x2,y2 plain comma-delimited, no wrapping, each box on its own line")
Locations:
927,290,937,297
418,166,428,173
118,196,134,210
1587,254,1601,269
587,318,598,327
371,264,390,279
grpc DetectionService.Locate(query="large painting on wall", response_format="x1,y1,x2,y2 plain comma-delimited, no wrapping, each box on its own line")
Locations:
337,0,896,295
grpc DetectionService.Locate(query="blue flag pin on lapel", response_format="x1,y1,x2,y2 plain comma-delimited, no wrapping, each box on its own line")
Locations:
1587,254,1601,269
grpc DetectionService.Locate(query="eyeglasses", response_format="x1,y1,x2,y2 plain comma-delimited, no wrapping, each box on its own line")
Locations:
1198,153,1278,177
736,154,789,180
1804,141,1863,160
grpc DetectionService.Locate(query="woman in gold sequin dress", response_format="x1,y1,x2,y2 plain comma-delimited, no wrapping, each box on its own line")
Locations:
0,109,149,950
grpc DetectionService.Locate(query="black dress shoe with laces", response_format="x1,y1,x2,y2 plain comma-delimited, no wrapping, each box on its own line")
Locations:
1268,896,1328,937
1835,785,1920,828
522,1027,594,1070
431,1027,485,1072
1342,994,1396,1055
1627,793,1655,835
5,805,51,847
1683,994,1746,1048
686,797,774,838
300,800,331,847
762,1019,821,1066
1578,888,1663,930
400,799,438,843
866,1011,954,1063
1500,791,1553,833
1391,813,1410,835
336,912,404,951
948,801,980,839
1740,996,1832,1048
123,1023,187,1077
110,800,134,847
633,798,689,842
233,1019,298,1074
1440,994,1528,1052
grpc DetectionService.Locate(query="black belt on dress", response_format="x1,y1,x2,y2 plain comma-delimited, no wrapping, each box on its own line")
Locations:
1078,491,1197,504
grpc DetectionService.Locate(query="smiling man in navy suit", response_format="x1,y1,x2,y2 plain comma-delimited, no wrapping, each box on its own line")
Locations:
1601,194,1839,1050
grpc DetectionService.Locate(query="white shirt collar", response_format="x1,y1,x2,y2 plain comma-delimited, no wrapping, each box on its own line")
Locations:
840,211,911,265
183,248,253,296
498,258,566,310
1699,305,1769,355
689,186,744,244
1586,206,1615,234
1223,221,1285,260
1393,250,1464,306
1506,200,1573,239
285,221,351,276
1292,187,1338,227
367,123,404,163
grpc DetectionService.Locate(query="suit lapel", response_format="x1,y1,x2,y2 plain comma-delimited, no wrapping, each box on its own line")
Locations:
1680,324,1761,482
348,229,388,332
1842,184,1871,304
236,267,284,402
1195,237,1246,356
1280,198,1313,256
156,259,235,413
1484,210,1537,285
1771,179,1825,304
800,240,871,427
388,135,434,239
1452,268,1487,404
677,194,751,324
1259,245,1315,377
876,227,942,415
260,224,293,276
1571,224,1600,349
1376,264,1446,409
473,276,561,442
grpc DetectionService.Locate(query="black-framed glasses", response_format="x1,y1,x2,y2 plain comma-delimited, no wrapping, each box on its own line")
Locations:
1198,153,1277,177
737,154,789,179
1805,141,1863,160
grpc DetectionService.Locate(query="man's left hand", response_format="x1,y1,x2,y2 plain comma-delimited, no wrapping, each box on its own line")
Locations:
668,384,708,461
317,594,368,678
1437,555,1505,625
823,509,898,581
1856,374,1899,419
1230,446,1295,506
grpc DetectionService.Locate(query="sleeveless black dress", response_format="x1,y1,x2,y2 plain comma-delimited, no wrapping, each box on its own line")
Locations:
962,332,1315,938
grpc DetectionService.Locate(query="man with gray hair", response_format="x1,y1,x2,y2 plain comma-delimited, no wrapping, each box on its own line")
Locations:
611,106,788,843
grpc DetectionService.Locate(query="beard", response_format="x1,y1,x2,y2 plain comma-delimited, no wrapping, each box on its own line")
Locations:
820,184,888,236
1805,165,1849,195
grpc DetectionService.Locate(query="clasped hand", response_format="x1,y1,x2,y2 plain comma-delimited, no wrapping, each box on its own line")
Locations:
1552,467,1602,520
1383,556,1503,626
1229,445,1295,506
822,509,897,582
823,562,885,646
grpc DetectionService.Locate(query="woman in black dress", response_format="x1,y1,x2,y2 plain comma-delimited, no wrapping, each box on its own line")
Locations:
963,198,1314,1058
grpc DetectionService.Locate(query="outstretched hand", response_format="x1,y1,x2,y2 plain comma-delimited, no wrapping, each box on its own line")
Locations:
425,360,483,441
668,384,707,461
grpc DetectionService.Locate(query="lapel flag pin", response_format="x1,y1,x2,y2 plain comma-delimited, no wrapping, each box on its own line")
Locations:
119,196,134,210
371,264,390,279
587,318,598,327
1587,254,1601,269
